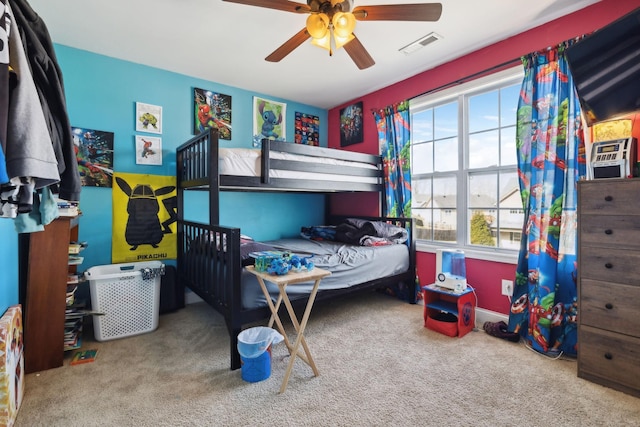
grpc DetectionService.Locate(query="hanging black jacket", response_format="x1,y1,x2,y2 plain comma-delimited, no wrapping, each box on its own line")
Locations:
9,0,81,202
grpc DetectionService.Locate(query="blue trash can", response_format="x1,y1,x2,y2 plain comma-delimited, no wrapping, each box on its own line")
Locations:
237,327,283,383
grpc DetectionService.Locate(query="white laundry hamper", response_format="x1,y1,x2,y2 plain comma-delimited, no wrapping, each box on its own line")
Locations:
85,261,164,341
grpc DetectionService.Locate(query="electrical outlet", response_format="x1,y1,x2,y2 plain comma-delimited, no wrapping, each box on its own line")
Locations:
501,279,513,296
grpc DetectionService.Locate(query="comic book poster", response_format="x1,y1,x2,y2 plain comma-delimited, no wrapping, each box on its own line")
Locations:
194,88,232,139
294,112,319,146
112,172,177,263
72,127,114,187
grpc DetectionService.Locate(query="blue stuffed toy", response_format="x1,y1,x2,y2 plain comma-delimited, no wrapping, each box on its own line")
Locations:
267,255,314,275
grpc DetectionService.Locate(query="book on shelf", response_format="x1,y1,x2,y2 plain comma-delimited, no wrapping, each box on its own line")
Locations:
56,197,80,217
68,255,84,265
68,241,88,254
70,349,98,366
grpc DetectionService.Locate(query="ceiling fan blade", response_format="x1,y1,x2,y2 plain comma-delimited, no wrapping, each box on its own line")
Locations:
343,34,375,70
265,28,311,62
222,0,310,14
352,3,442,21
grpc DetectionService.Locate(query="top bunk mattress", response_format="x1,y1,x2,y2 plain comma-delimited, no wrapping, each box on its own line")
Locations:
241,238,409,310
219,147,380,184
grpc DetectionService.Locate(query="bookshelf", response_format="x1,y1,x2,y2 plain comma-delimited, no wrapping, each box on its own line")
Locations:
19,215,82,373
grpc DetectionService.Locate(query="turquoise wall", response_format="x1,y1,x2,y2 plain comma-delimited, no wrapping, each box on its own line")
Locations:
0,45,327,313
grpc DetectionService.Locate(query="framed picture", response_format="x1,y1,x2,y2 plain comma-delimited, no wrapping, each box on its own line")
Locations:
294,112,319,146
339,101,363,146
72,126,114,187
194,88,232,139
135,102,162,134
253,96,286,147
135,135,162,165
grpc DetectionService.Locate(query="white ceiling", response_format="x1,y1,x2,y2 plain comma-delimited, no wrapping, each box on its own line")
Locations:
26,0,599,110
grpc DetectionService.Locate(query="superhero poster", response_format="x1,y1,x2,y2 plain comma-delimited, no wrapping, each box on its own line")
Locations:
294,112,319,146
194,87,232,139
72,127,114,188
112,172,177,263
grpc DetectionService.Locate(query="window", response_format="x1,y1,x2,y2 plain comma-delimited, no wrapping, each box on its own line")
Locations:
410,67,524,254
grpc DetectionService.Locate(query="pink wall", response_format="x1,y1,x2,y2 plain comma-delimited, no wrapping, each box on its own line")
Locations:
328,0,639,315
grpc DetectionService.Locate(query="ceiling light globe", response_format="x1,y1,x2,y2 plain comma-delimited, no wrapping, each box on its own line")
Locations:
332,12,355,38
306,14,329,39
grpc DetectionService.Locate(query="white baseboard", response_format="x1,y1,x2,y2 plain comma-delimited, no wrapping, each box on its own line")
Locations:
475,307,509,327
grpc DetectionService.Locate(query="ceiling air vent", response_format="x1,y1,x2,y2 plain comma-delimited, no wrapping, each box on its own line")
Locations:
399,32,442,55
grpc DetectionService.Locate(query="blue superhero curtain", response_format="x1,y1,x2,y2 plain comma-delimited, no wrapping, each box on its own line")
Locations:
373,101,411,218
373,101,414,301
508,40,586,357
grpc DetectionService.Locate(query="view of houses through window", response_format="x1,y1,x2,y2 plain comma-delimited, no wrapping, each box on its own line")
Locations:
410,67,524,251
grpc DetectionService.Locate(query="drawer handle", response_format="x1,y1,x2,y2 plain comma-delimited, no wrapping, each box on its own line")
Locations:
604,195,613,202
605,303,613,310
604,262,613,269
604,353,613,360
604,229,613,235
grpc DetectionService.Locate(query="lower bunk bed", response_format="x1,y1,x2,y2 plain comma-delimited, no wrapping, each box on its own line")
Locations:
178,215,416,370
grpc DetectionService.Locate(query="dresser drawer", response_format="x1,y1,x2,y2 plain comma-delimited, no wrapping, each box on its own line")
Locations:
578,325,640,395
579,214,640,250
579,179,640,216
580,279,640,335
579,247,640,286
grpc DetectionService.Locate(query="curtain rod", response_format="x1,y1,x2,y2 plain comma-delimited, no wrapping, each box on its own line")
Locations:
409,57,522,102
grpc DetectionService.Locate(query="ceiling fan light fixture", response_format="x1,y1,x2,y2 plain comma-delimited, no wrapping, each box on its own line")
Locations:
332,12,356,38
334,32,355,49
311,31,333,54
306,13,330,39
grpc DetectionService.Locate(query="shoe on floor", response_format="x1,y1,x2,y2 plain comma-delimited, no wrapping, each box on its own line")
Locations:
483,321,520,343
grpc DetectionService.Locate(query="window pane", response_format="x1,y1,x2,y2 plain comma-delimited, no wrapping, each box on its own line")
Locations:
469,173,497,208
412,109,433,142
413,208,432,240
497,208,524,249
500,83,520,127
433,176,457,208
412,142,433,174
434,102,457,140
499,171,520,203
469,130,499,169
434,137,458,172
468,90,499,133
469,209,497,247
434,208,456,242
412,178,432,208
500,125,517,166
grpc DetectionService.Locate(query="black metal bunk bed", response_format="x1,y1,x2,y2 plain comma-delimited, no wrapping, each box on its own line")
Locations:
176,129,416,370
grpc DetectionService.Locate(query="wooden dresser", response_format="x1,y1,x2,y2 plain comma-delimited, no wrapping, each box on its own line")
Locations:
577,178,640,397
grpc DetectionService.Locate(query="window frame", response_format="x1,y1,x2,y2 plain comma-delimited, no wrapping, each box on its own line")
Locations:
409,67,524,264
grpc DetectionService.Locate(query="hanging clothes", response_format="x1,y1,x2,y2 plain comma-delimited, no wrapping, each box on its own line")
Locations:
0,0,11,185
9,0,81,202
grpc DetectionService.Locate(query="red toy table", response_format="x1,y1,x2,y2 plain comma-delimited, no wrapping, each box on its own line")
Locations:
422,284,476,337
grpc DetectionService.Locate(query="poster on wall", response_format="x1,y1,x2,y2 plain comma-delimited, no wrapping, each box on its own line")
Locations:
194,87,232,139
253,96,286,147
135,102,163,134
112,172,177,263
135,135,162,165
339,101,363,146
294,112,319,146
72,126,114,188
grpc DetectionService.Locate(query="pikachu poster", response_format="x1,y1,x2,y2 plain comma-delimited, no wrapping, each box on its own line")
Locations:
112,172,177,263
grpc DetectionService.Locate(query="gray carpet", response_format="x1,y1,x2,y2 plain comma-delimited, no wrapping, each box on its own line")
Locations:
15,291,640,426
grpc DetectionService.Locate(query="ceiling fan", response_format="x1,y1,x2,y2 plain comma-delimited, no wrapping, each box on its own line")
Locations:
222,0,443,70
